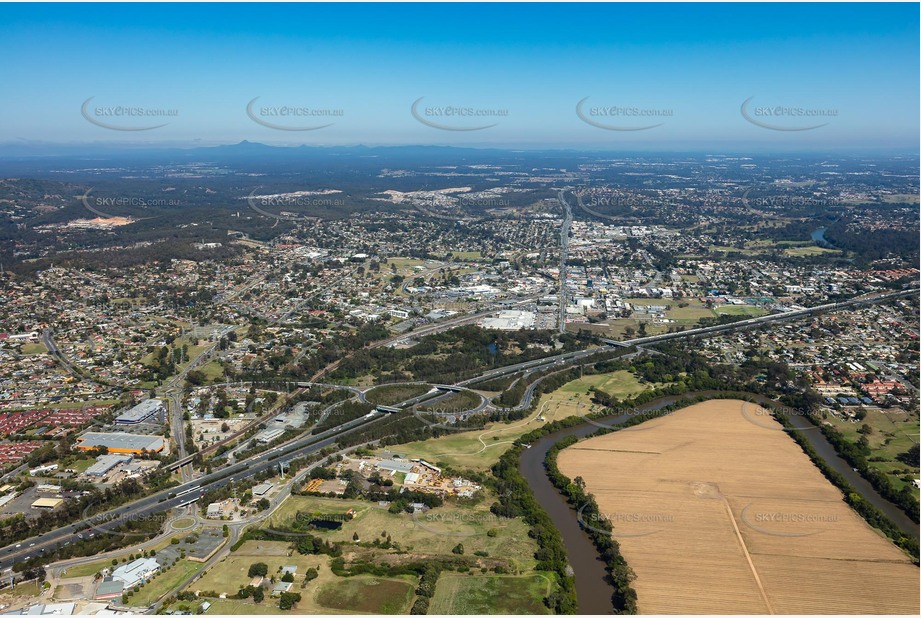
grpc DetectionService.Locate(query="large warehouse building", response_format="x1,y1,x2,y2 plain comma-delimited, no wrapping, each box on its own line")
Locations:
75,432,164,455
115,399,165,424
479,310,536,331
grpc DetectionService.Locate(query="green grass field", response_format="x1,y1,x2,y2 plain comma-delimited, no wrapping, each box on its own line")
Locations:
364,383,432,406
68,458,97,473
131,559,200,606
61,558,116,579
823,408,919,495
430,573,552,614
626,298,717,324
451,251,484,261
713,305,769,317
194,545,318,596
265,495,538,570
198,360,225,383
315,576,416,614
418,389,482,413
205,600,288,615
20,342,47,355
784,245,841,257
393,371,654,470
708,244,764,256
557,370,652,399
386,258,427,273
579,319,671,340
192,550,409,615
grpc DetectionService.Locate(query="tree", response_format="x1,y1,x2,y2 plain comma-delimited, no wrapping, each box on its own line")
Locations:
281,572,294,583
896,444,919,467
252,587,265,603
451,543,465,555
248,562,269,578
278,592,302,610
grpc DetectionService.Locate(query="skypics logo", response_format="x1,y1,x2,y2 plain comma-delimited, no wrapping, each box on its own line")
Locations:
740,503,839,537
574,401,679,433
263,510,364,540
741,96,837,132
411,506,511,538
739,401,820,433
576,503,674,537
80,501,170,540
81,97,178,131
410,396,488,432
245,188,343,221
411,97,508,131
246,97,343,131
740,187,844,210
78,188,180,219
576,97,673,131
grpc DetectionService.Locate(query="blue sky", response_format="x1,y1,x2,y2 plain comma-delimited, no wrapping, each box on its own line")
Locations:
0,2,917,150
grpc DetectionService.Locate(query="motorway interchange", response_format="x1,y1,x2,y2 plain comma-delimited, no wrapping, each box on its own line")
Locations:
2,286,917,575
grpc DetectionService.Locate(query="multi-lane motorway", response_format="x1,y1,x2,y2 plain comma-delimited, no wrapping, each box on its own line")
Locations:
0,412,386,571
3,286,916,573
558,190,573,334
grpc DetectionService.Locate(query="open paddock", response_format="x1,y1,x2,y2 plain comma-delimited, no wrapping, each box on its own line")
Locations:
558,399,919,614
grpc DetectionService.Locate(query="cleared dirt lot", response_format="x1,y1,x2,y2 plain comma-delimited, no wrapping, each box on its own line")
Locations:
558,399,919,614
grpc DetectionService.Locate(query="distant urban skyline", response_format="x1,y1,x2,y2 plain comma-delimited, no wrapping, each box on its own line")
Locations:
1,2,918,150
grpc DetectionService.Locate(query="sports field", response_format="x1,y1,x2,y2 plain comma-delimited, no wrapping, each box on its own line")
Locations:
557,399,919,614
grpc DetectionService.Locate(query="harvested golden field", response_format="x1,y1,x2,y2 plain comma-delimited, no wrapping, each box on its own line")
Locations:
557,399,919,615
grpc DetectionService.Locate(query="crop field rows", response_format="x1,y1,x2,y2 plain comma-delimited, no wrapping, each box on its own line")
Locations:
558,399,919,615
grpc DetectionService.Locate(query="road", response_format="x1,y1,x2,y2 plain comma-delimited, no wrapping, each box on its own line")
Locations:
158,325,236,481
4,286,915,574
557,190,572,334
0,412,386,571
41,329,77,380
601,287,920,348
309,292,548,382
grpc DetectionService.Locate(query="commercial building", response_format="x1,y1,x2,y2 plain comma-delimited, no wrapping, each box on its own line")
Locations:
85,454,133,477
254,427,285,444
75,432,164,455
111,557,160,588
115,399,165,425
94,578,125,601
206,502,223,519
3,603,75,615
31,497,63,510
479,310,536,331
252,482,274,497
0,493,17,508
28,464,58,477
377,459,415,475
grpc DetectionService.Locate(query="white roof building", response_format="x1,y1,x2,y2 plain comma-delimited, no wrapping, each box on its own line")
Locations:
111,557,159,588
